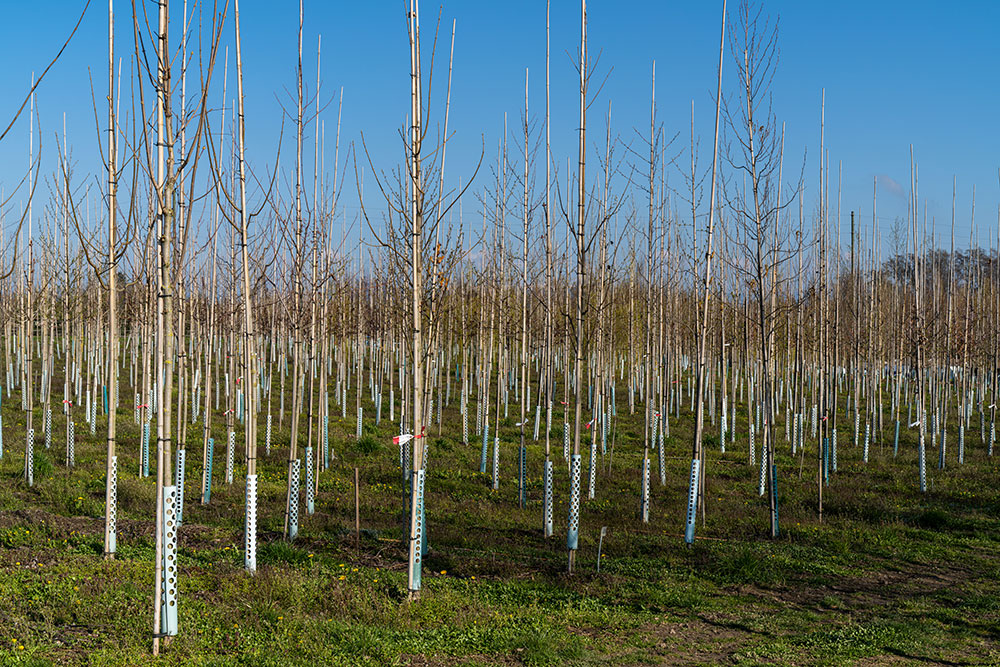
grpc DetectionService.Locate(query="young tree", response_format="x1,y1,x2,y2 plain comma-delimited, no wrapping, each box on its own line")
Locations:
684,0,726,544
720,0,798,537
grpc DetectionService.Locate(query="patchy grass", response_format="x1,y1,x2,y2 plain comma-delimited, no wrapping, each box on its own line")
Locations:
1,379,1000,666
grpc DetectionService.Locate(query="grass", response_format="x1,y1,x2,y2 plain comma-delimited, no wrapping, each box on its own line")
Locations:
1,379,1000,665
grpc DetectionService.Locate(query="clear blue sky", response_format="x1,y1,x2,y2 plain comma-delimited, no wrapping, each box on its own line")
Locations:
1,1,998,256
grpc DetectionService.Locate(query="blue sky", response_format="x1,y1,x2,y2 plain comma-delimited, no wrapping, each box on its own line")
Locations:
0,1,997,256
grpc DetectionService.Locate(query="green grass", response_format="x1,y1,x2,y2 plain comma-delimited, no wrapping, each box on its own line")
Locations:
1,378,1000,666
